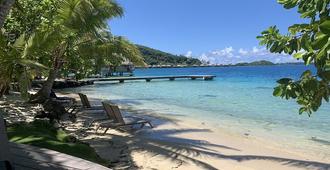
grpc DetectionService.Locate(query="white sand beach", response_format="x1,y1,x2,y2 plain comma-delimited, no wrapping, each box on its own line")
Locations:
1,92,329,170
61,93,330,170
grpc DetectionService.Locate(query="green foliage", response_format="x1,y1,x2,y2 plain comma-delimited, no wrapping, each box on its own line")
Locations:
26,0,144,78
1,0,59,98
137,45,202,66
1,0,144,98
0,33,48,99
258,0,330,116
63,35,145,78
7,120,108,165
56,0,123,36
3,0,58,41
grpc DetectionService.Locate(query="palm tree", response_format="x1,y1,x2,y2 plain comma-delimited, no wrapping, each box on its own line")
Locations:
29,0,125,103
0,33,47,98
0,0,15,27
76,34,145,76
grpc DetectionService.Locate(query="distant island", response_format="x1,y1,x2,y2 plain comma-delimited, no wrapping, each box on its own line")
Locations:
136,45,302,68
223,60,303,67
232,60,275,66
137,45,202,67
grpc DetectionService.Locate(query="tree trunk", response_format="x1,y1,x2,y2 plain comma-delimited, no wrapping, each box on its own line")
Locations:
30,44,66,103
0,0,15,28
0,82,10,98
29,68,58,103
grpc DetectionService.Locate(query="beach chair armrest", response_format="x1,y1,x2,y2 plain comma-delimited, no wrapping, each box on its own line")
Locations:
89,118,113,126
94,118,112,122
117,120,151,127
123,115,145,120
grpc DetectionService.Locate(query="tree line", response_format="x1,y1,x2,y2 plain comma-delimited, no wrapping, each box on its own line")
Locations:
137,45,202,66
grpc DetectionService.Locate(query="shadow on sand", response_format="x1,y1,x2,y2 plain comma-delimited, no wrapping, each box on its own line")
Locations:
60,95,330,170
81,119,330,170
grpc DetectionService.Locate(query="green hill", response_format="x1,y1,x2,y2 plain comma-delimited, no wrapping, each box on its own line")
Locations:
234,60,275,66
137,45,202,66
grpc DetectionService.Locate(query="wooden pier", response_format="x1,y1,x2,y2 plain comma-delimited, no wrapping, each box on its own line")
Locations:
85,75,216,83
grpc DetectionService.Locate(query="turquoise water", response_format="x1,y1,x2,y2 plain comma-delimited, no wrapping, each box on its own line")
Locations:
70,65,330,159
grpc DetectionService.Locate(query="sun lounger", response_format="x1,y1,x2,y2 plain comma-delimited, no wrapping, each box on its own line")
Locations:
96,102,153,134
78,93,104,110
76,93,112,127
50,90,77,115
50,90,74,102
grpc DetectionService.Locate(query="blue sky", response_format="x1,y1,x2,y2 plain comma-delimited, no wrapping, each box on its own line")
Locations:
109,0,306,64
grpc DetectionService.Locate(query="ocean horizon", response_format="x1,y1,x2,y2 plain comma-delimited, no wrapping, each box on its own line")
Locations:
67,65,330,160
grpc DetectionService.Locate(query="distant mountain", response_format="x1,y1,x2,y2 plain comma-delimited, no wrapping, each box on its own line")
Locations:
137,45,202,66
234,60,275,66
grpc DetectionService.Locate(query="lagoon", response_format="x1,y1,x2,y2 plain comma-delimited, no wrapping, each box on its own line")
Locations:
69,65,330,160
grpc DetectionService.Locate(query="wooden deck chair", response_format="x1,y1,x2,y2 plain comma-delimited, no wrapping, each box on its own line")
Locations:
49,90,77,115
78,93,103,110
97,102,153,134
86,100,115,127
75,93,109,127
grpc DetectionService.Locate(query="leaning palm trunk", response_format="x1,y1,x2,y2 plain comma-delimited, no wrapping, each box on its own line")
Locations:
30,45,66,103
0,62,12,98
0,0,15,27
29,0,125,102
30,68,58,103
0,82,10,97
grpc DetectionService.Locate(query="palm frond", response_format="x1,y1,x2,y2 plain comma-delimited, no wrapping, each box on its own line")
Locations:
17,68,31,100
106,36,146,66
17,59,49,70
12,33,26,49
24,29,63,58
0,31,48,99
58,0,123,35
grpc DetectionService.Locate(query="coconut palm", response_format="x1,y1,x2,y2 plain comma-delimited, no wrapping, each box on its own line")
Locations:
75,34,145,77
0,33,47,98
29,0,127,103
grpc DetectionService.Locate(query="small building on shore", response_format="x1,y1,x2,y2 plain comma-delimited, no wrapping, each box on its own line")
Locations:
100,61,135,77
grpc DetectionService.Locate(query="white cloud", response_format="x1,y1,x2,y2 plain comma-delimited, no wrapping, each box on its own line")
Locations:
185,51,193,57
252,46,260,53
210,47,234,57
198,46,297,65
238,48,248,55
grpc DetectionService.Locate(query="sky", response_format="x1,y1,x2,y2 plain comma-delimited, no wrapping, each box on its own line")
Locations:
109,0,306,64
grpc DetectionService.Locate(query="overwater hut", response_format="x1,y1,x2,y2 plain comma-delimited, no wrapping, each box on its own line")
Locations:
101,61,135,77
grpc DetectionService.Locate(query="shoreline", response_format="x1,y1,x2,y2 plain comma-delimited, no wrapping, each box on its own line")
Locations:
120,101,330,162
60,91,330,169
66,88,330,161
2,91,329,169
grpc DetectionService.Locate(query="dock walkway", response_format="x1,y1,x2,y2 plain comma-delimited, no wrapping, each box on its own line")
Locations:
10,143,110,170
84,75,216,83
